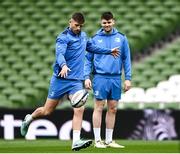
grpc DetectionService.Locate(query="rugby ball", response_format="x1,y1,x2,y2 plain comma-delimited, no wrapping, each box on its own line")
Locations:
71,89,89,108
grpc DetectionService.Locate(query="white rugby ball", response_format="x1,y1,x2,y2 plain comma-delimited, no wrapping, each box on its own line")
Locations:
71,89,88,108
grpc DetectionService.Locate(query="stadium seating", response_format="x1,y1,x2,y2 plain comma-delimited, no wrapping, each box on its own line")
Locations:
0,0,180,109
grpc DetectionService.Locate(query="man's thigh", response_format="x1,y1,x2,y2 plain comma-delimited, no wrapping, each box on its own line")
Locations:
48,76,83,100
93,77,108,100
93,77,121,100
109,78,121,100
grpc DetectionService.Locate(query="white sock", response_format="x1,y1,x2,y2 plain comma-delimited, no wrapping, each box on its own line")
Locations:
105,128,113,144
25,114,33,124
93,128,101,142
73,130,80,144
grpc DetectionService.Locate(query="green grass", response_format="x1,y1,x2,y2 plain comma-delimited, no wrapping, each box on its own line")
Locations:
0,139,179,153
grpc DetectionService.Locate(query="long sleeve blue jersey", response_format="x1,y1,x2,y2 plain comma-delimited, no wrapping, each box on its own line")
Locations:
53,27,112,80
84,28,131,80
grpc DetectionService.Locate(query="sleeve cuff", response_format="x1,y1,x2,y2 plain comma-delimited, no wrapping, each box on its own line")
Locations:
84,76,90,80
60,63,66,68
125,76,131,81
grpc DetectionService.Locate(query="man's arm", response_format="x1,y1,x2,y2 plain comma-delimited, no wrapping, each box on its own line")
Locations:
84,52,94,79
86,39,119,57
56,35,68,67
56,35,71,77
84,52,94,89
122,36,132,91
122,36,131,81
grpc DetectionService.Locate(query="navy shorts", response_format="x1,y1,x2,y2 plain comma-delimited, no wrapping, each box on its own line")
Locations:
48,76,83,99
93,75,121,100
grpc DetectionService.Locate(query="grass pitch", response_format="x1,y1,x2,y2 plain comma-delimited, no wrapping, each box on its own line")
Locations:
0,139,179,153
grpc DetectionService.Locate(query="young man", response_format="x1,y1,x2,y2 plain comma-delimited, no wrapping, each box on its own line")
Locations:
84,12,131,148
20,12,119,151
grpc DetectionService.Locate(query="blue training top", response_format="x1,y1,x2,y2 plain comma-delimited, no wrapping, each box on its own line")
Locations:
53,27,112,80
84,28,131,80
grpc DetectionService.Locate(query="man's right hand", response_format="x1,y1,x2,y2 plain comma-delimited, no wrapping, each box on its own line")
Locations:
111,47,120,58
58,65,71,78
85,79,92,90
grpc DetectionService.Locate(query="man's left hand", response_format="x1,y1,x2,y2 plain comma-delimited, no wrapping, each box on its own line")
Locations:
111,47,120,57
124,80,131,92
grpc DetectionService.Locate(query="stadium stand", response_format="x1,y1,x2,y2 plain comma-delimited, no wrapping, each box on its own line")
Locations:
0,0,180,109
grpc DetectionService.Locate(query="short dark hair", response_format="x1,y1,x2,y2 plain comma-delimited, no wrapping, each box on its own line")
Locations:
101,12,114,20
72,12,85,24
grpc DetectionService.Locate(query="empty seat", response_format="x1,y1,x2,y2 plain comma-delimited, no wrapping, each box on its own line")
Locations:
36,0,48,8
27,75,43,84
12,62,28,72
132,75,147,86
150,76,165,85
15,31,27,40
20,69,36,78
161,69,176,78
153,6,167,15
9,94,27,106
165,56,178,65
2,87,19,97
14,81,31,91
18,50,31,59
7,75,22,84
161,13,178,24
157,81,175,93
31,62,46,71
163,1,176,8
0,61,9,71
21,88,39,107
31,13,44,21
153,63,169,72
142,69,158,79
23,6,35,15
34,81,48,91
44,56,54,65
145,88,166,103
24,55,39,65
121,87,146,103
138,81,154,89
0,95,13,108
1,69,16,78
39,69,52,79
135,6,148,14
11,44,23,52
13,12,24,21
168,74,180,87
1,0,14,8
133,63,150,72
0,80,9,91
3,37,14,45
171,6,180,16
34,30,44,39
22,37,34,45
19,1,30,9
145,56,162,66
0,29,7,39
1,18,12,28
5,56,20,65
173,64,180,72
33,81,48,101
146,1,160,8
21,19,32,27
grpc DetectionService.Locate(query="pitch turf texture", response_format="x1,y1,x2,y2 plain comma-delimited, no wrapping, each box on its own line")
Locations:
0,140,179,153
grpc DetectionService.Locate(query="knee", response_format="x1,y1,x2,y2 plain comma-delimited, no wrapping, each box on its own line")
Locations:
108,107,117,114
95,106,104,113
95,103,104,113
74,106,85,116
43,108,53,116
